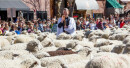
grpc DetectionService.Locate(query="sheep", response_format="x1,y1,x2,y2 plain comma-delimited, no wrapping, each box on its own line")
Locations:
5,31,16,36
99,45,115,52
34,52,50,59
40,48,91,67
111,44,126,54
47,33,57,40
57,33,72,40
94,38,110,47
6,36,15,44
108,40,123,45
46,59,67,68
88,35,100,43
26,40,43,53
53,40,72,47
0,38,10,48
2,43,27,50
66,41,84,52
85,53,130,68
123,42,130,54
101,33,109,39
123,36,130,44
73,34,84,41
41,37,54,47
21,30,28,35
29,33,38,39
0,59,22,68
115,34,127,41
37,34,47,42
35,30,41,35
14,36,35,44
78,41,94,48
84,30,92,38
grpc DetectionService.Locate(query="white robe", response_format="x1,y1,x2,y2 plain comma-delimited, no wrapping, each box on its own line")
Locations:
57,17,76,36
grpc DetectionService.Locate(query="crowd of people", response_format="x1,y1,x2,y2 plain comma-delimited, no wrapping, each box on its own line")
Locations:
0,14,129,36
0,17,58,35
76,15,130,30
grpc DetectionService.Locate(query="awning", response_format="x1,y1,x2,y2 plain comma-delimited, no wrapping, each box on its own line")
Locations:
106,0,123,8
75,0,99,10
0,0,30,11
121,0,130,3
93,1,105,13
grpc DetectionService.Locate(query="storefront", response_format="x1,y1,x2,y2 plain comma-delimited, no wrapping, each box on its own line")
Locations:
93,0,106,19
106,0,123,17
0,0,30,20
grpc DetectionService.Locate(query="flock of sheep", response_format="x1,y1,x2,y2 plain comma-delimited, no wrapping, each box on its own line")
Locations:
0,25,130,68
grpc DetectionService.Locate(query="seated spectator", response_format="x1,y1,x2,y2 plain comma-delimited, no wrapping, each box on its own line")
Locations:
45,23,51,32
0,29,2,35
0,24,5,34
120,18,125,28
10,24,20,35
86,18,90,29
51,19,57,32
38,20,44,32
81,20,86,30
33,21,38,32
18,23,23,33
28,23,34,33
89,21,96,30
3,26,10,35
96,18,103,30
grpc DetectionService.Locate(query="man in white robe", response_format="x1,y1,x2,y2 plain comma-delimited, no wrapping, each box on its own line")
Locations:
57,8,76,36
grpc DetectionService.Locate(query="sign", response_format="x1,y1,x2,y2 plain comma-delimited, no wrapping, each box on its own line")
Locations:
7,8,16,18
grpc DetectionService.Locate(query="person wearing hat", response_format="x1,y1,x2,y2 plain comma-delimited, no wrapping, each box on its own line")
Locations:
57,8,76,36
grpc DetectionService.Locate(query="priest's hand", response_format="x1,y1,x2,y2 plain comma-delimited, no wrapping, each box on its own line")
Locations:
61,15,65,23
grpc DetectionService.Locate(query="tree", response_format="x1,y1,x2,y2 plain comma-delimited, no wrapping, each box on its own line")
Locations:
67,0,75,17
22,0,42,11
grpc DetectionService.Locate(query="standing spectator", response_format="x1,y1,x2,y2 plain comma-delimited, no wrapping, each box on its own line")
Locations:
18,11,23,21
120,18,125,28
76,20,81,30
38,20,44,32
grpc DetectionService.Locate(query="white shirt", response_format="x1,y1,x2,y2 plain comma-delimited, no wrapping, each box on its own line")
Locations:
57,17,76,36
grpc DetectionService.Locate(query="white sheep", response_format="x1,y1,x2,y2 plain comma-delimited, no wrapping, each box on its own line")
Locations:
86,53,130,68
57,33,72,40
2,43,27,50
26,40,43,53
14,35,35,44
41,37,54,47
94,38,110,47
123,42,130,54
111,44,126,54
0,38,10,48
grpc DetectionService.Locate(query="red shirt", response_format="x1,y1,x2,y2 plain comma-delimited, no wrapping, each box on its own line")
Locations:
120,22,125,28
